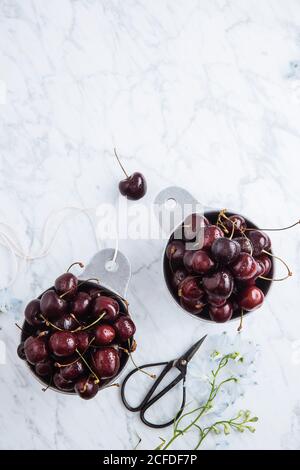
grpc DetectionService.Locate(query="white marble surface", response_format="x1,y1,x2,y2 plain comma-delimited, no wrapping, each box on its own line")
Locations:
1,0,300,450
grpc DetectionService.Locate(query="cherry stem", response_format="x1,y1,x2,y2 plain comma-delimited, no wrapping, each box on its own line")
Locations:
70,313,82,326
40,314,63,331
260,250,292,281
114,148,129,178
67,261,84,273
60,278,100,299
237,309,244,332
245,220,300,232
217,209,230,235
82,376,90,393
229,221,235,240
76,312,106,332
42,373,53,392
55,338,95,368
103,383,120,390
218,209,239,239
75,348,100,384
15,322,46,336
120,340,156,380
15,323,25,332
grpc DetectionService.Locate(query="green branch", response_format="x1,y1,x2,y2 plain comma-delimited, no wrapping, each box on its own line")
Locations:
158,352,258,450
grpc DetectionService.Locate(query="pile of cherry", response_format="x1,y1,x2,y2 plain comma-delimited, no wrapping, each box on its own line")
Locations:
17,263,136,399
165,211,278,324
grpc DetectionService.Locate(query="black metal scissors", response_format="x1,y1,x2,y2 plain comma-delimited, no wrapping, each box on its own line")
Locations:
120,335,206,428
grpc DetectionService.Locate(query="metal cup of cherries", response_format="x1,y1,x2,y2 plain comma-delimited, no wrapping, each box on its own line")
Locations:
17,263,136,399
164,210,293,327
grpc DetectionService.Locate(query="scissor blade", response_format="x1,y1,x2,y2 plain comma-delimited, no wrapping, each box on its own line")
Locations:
181,335,207,363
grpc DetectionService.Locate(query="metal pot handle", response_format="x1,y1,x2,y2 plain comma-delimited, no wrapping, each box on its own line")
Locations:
154,186,202,236
80,248,131,298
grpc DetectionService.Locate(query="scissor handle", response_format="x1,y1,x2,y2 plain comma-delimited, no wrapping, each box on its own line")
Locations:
140,373,186,429
121,360,187,429
121,361,169,412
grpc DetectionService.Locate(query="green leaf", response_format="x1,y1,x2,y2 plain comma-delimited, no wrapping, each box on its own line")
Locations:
223,423,231,435
245,426,256,433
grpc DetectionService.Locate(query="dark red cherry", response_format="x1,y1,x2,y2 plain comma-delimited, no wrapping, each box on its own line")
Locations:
115,148,147,200
55,273,78,300
60,359,85,381
242,258,265,286
178,276,204,300
237,286,264,311
91,296,120,322
53,372,75,392
172,268,188,288
75,376,99,400
256,254,272,276
180,296,205,315
75,331,90,352
211,238,241,265
114,316,136,342
183,213,209,241
94,324,116,345
166,241,185,268
35,360,53,377
70,292,91,318
24,336,49,365
202,270,234,299
24,299,44,327
40,290,67,320
49,331,77,357
223,214,246,235
54,314,78,331
230,253,258,281
183,250,194,272
91,347,120,378
83,286,101,299
207,294,227,307
192,250,215,274
119,172,147,201
209,301,233,322
202,225,224,249
234,237,253,255
17,342,26,360
247,230,271,256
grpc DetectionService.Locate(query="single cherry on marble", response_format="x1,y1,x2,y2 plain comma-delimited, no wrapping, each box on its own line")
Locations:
114,148,147,201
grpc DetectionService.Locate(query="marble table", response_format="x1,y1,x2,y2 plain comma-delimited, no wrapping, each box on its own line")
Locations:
1,0,300,450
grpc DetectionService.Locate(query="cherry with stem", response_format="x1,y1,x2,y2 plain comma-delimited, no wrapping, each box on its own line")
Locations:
259,250,292,282
117,340,156,380
114,148,147,201
75,348,100,384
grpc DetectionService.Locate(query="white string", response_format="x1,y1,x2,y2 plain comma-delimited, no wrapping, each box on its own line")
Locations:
0,207,100,260
0,206,106,290
112,233,119,265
